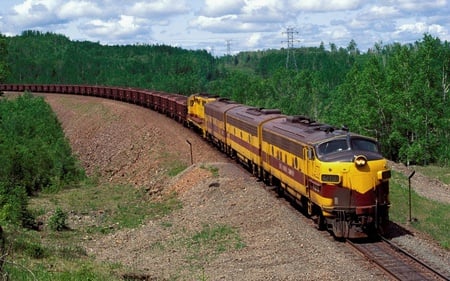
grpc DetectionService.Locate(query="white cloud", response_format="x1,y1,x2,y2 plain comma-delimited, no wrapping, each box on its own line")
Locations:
190,15,237,32
12,0,59,15
288,0,363,12
202,0,244,17
82,15,146,40
348,18,369,30
241,0,285,23
243,0,284,13
192,0,285,34
365,5,400,19
190,14,275,33
58,1,102,19
395,22,447,37
9,0,59,27
0,0,449,55
128,0,189,18
245,32,262,48
323,26,351,40
394,0,448,11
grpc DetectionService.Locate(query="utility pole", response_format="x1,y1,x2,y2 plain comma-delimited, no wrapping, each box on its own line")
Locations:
282,27,299,71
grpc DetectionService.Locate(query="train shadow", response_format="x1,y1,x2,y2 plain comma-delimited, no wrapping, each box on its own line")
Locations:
383,221,414,239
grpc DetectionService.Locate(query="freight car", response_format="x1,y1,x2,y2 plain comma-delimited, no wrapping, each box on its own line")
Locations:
0,84,189,125
0,84,390,239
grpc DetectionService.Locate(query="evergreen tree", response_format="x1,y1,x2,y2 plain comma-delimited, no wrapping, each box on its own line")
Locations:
0,34,8,83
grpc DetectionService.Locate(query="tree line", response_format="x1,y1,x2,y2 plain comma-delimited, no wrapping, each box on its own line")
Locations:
1,30,449,165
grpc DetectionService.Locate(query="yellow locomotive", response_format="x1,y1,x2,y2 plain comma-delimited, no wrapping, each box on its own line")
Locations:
187,93,217,137
188,95,390,239
261,116,390,238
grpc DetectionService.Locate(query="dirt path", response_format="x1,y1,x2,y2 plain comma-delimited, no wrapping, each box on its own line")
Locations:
389,161,450,204
42,94,449,280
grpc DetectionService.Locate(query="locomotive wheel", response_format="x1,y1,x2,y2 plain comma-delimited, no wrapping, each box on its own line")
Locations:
277,184,285,197
317,214,326,231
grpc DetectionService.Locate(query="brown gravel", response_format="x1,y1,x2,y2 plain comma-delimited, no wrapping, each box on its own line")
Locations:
41,93,449,280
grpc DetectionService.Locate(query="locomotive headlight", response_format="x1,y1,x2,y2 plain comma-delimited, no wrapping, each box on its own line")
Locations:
321,174,341,183
354,155,367,167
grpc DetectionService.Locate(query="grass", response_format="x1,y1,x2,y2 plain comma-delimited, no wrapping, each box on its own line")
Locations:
3,225,124,281
1,158,242,280
185,224,245,275
167,159,189,177
412,164,450,184
157,151,189,177
4,260,117,281
389,171,450,249
188,224,245,255
4,176,183,280
200,164,220,177
148,223,246,278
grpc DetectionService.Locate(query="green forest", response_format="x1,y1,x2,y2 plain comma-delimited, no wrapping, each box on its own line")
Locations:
0,93,85,227
1,30,450,166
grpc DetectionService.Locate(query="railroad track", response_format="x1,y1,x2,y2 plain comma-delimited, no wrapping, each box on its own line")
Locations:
347,237,449,281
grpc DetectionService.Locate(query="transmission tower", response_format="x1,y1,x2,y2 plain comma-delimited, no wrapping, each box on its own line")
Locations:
282,27,299,70
226,39,232,56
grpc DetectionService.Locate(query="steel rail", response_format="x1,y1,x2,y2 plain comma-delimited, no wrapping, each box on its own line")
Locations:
347,238,449,281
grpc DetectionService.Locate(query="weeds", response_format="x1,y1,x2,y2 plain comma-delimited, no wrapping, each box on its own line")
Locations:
390,171,450,249
412,165,450,184
168,160,188,177
48,207,68,231
200,165,219,177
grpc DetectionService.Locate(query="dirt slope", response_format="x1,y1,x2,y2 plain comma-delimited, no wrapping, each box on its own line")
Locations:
43,94,449,280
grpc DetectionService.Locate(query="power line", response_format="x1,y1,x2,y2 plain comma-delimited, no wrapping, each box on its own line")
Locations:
282,27,299,70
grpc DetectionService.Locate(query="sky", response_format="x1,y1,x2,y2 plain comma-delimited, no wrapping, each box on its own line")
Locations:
0,0,449,56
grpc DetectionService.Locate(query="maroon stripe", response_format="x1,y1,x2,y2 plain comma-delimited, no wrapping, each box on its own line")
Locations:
262,152,305,184
209,122,226,141
322,183,378,208
229,134,259,155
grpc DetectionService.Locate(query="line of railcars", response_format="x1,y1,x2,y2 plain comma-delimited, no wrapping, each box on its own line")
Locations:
0,84,391,239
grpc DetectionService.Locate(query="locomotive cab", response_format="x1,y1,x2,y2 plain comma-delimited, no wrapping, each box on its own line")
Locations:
313,135,391,238
187,93,218,137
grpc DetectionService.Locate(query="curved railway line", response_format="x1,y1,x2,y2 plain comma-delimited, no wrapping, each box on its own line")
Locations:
347,237,449,281
1,84,449,280
0,83,392,239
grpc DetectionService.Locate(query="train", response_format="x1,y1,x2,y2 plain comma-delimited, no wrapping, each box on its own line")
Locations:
0,84,391,239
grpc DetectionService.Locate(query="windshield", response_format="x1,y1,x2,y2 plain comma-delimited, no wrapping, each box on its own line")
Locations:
317,139,349,155
317,137,380,157
350,138,380,153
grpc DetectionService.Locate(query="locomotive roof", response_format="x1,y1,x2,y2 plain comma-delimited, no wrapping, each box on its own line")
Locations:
190,92,220,99
226,105,284,125
263,115,362,145
205,98,243,113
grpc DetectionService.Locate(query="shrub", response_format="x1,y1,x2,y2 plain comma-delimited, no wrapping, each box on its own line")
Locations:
48,207,68,231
